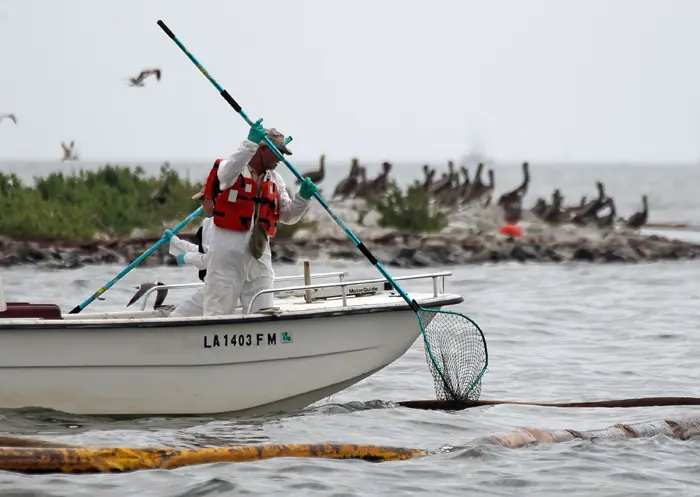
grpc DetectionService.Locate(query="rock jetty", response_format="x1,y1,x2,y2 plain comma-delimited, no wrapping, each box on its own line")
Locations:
0,199,698,270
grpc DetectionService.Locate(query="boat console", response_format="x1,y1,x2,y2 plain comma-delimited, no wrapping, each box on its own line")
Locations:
0,303,63,320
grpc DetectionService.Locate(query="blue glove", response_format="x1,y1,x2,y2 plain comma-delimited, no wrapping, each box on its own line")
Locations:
247,118,267,144
163,229,174,241
176,253,187,265
299,177,318,200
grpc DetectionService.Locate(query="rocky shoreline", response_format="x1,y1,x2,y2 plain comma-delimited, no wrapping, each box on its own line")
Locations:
0,200,699,270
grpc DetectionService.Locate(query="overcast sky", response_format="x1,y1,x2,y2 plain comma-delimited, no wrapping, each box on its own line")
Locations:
0,0,698,164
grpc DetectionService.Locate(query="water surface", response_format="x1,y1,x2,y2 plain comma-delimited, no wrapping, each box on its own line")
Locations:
1,258,699,496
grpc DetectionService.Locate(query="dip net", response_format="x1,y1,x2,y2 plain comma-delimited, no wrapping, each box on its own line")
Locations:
418,308,488,401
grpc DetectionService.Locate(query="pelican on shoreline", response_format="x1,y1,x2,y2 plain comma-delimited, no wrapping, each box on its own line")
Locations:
625,195,649,229
297,154,325,185
497,161,530,211
332,159,361,200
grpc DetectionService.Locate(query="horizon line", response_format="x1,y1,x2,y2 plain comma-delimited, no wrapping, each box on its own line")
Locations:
0,157,698,166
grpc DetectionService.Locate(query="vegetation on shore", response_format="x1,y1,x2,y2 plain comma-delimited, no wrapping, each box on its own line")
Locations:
0,164,202,242
368,183,448,233
0,164,444,243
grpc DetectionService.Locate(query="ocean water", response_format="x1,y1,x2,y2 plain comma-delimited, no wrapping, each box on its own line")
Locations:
0,161,699,495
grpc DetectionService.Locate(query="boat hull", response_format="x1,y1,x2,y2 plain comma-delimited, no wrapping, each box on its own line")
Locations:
0,307,432,415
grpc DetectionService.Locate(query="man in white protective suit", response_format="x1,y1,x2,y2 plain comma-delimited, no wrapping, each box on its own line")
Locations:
199,119,317,316
161,188,215,318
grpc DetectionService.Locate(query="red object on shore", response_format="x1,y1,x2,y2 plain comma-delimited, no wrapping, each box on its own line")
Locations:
499,224,523,238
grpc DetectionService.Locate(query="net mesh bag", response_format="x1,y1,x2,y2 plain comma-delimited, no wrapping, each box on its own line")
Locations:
418,308,488,401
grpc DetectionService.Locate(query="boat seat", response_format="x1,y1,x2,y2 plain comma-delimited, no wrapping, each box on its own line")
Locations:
0,302,63,320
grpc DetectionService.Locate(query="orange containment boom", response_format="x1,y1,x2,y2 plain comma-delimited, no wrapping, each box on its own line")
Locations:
0,443,426,474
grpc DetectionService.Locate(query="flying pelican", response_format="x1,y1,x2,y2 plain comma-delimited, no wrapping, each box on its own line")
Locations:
127,282,169,309
126,68,162,87
0,114,16,125
61,141,78,161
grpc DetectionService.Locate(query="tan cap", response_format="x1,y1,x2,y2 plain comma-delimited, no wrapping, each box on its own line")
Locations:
261,128,292,155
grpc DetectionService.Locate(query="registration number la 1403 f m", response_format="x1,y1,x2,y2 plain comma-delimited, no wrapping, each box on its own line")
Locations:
203,331,293,348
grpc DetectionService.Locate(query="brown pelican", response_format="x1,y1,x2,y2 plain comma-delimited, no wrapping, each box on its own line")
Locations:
296,154,325,185
127,282,168,309
462,163,483,204
625,195,648,229
543,189,564,223
368,161,393,196
572,181,607,225
497,161,530,210
437,169,462,207
531,198,549,218
332,158,360,200
61,141,78,161
421,164,436,191
458,166,471,201
127,68,162,87
354,167,371,199
502,203,523,224
0,113,16,125
429,161,456,196
596,197,616,229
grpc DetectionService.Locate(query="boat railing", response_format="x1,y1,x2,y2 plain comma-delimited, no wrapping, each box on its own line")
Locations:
245,271,452,314
138,271,348,311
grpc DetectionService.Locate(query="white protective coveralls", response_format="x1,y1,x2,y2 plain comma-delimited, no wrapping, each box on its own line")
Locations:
202,140,311,316
167,216,214,318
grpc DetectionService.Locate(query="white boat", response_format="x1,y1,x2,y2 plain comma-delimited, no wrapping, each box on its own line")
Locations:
0,270,463,416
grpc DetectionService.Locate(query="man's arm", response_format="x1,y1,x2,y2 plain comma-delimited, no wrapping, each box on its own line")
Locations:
182,251,209,270
217,140,258,190
276,173,312,225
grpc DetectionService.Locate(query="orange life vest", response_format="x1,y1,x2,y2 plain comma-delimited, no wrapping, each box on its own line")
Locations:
203,158,225,202
210,165,281,237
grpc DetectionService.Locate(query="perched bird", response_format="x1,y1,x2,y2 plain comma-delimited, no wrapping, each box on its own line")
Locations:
296,154,326,185
625,195,649,229
0,113,16,125
127,282,168,309
126,68,162,87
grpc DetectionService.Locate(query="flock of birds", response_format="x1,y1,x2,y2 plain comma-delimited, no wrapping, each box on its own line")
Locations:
295,156,649,230
1,67,162,162
3,65,649,232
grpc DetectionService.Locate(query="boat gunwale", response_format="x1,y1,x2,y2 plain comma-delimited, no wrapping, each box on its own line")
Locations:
0,294,464,330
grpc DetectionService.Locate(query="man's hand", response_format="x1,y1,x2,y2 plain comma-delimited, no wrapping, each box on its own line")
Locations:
202,197,214,215
299,177,318,200
247,118,267,144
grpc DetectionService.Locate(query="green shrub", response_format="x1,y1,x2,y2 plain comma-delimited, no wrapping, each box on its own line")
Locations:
0,164,203,242
368,183,447,233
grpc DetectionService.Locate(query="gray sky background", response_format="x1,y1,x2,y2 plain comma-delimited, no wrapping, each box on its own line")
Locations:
0,0,698,164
